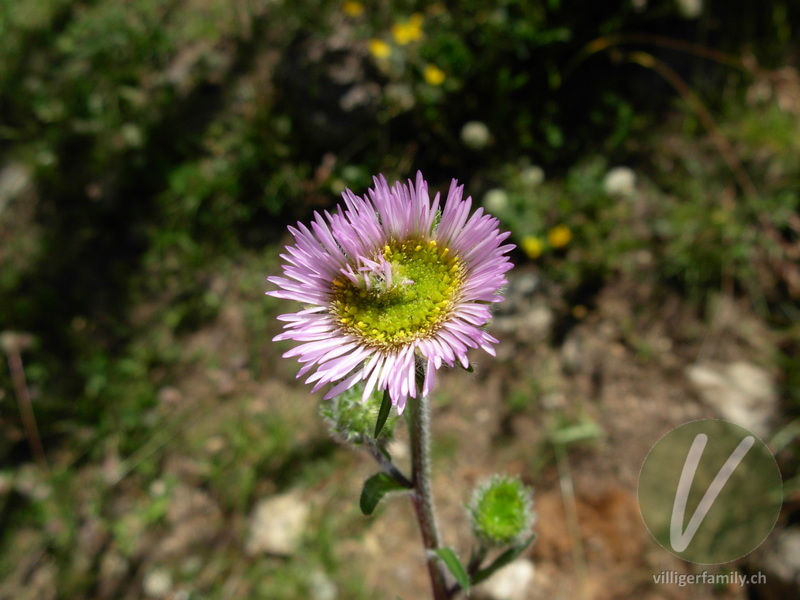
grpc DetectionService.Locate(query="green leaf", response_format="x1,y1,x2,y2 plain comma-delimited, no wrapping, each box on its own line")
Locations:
359,472,407,515
549,422,603,445
470,534,536,586
374,389,392,439
432,548,470,593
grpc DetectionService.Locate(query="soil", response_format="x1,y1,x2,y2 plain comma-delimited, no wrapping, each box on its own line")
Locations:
3,264,793,600
339,272,762,600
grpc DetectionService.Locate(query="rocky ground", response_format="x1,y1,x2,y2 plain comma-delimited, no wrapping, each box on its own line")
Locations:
337,269,796,600
2,261,798,600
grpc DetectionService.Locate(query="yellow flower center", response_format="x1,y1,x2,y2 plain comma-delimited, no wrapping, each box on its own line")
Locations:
331,239,464,347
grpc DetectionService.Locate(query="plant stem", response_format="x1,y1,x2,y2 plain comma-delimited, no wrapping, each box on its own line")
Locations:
555,441,588,600
407,392,449,600
366,442,413,488
3,334,49,473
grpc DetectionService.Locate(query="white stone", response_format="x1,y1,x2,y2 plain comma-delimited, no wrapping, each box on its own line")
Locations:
513,273,540,296
476,558,536,600
676,0,703,19
461,121,491,149
602,166,636,197
245,491,310,556
686,361,778,438
309,569,338,600
764,529,800,583
494,303,553,341
143,567,172,598
483,189,509,213
149,479,167,498
0,162,32,216
519,165,544,189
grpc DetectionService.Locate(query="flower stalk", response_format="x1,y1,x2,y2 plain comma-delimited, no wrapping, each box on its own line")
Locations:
407,382,449,600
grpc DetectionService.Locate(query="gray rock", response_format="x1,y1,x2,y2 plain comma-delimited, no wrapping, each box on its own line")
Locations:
245,491,310,556
309,569,338,600
766,528,800,582
475,558,536,600
753,528,800,600
142,567,172,598
494,302,553,343
495,273,541,316
0,162,32,217
686,361,778,438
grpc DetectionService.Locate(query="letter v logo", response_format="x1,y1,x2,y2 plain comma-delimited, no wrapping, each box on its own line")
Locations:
669,433,755,552
638,419,782,564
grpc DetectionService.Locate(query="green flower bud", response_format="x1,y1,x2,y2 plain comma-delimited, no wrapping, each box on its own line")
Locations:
320,383,396,445
468,475,535,547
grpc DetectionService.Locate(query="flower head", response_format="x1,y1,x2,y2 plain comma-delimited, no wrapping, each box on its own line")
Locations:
423,64,446,86
368,39,391,60
468,475,535,547
547,225,572,249
268,172,514,413
520,235,543,259
392,13,424,45
342,1,364,17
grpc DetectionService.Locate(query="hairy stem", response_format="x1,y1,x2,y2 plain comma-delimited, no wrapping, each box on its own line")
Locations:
408,392,449,600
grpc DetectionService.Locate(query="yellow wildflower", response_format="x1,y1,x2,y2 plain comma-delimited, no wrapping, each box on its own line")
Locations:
424,64,446,86
342,1,364,17
368,39,391,60
521,236,544,259
392,13,424,45
547,225,572,249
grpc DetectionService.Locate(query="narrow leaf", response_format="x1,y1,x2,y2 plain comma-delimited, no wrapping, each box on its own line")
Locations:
470,534,536,586
432,548,470,593
374,389,392,438
549,422,603,445
359,472,407,515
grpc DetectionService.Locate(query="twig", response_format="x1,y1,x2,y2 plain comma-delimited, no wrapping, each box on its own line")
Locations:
1,332,49,473
624,50,759,199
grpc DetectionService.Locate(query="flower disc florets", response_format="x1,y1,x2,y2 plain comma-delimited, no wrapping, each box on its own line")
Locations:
268,172,514,413
332,239,463,347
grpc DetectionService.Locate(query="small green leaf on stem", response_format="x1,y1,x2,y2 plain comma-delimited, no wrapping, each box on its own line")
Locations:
360,472,407,515
470,534,536,586
432,547,470,593
374,389,392,438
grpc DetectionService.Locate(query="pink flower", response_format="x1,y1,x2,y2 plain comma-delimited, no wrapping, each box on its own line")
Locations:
268,172,513,413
